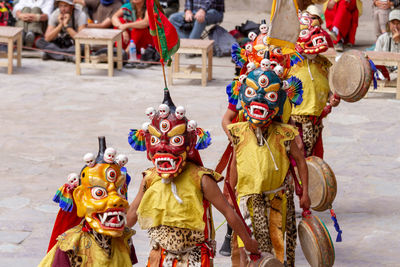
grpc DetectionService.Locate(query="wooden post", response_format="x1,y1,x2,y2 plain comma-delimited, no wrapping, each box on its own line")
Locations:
75,40,81,75
117,34,122,70
107,41,113,77
17,33,22,67
7,38,13,74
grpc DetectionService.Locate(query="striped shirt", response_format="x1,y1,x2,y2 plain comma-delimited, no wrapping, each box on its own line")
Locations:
184,0,224,13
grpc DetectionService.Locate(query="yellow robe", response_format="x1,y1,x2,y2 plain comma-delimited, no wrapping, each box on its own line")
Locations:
289,55,331,116
137,162,222,232
228,121,298,199
39,224,134,267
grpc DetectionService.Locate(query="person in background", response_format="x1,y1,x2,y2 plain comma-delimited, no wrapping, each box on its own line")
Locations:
111,0,153,56
375,9,400,52
324,0,362,52
169,0,224,39
375,9,400,80
73,0,122,28
12,0,53,47
35,0,87,61
159,0,178,18
373,0,391,39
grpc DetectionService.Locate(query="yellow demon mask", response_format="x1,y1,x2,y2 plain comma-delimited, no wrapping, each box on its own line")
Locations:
73,137,129,237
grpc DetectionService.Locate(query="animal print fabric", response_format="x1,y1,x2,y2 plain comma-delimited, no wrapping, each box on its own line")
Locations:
291,115,323,157
148,225,204,252
285,182,297,267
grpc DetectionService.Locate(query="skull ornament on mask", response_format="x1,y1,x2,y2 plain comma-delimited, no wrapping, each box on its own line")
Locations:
73,137,129,237
67,173,79,188
104,147,116,163
83,152,96,167
240,68,287,128
116,154,128,167
175,106,186,120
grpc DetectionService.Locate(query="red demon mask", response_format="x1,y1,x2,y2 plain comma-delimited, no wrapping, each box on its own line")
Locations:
128,90,210,180
296,12,329,55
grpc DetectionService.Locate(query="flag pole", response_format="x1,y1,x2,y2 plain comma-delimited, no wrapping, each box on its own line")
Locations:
153,10,168,90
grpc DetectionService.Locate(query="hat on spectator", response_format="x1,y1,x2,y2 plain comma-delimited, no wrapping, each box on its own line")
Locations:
56,0,74,5
305,5,321,18
389,9,400,22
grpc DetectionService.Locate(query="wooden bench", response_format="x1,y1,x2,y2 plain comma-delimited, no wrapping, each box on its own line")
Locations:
0,26,23,74
74,28,122,77
168,39,214,87
322,48,400,100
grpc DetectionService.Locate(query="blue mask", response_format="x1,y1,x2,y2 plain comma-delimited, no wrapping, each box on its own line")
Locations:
239,69,288,127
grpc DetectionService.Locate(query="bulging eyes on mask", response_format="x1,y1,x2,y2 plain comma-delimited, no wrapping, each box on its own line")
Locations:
239,69,287,127
74,163,129,237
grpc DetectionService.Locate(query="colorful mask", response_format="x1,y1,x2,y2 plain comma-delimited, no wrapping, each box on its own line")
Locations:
72,137,129,237
296,11,329,55
236,68,303,128
128,90,211,180
240,69,286,127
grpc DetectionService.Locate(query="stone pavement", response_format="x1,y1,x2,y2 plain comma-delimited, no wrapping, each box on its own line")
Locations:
1,3,400,267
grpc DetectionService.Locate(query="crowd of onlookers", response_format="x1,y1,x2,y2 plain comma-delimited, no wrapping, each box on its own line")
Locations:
1,0,400,68
0,0,225,67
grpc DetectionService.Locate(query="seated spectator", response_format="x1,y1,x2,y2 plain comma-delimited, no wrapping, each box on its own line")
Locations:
12,0,53,47
375,9,400,52
111,0,153,55
324,0,362,52
169,0,224,40
73,0,122,28
375,9,400,80
36,0,87,61
159,0,179,18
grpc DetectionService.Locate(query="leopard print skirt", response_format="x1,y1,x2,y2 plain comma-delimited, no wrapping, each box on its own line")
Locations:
148,225,205,267
291,115,323,157
238,176,296,265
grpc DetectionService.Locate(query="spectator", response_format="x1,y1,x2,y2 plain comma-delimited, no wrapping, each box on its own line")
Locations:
111,0,153,54
169,0,224,40
375,9,400,52
73,0,122,28
373,0,391,39
324,0,362,52
159,0,179,18
36,0,87,61
12,0,53,47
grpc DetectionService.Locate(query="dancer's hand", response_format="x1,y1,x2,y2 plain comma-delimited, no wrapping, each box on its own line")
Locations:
244,238,259,254
329,94,340,107
300,193,311,210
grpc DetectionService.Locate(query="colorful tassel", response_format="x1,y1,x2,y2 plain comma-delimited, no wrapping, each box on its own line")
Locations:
53,184,74,212
226,80,241,107
290,52,304,66
128,129,146,151
369,59,378,89
330,208,342,242
195,128,212,150
285,76,303,106
231,43,247,68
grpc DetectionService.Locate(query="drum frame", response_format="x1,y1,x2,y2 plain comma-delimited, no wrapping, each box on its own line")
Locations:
329,50,373,102
298,214,335,267
306,156,337,212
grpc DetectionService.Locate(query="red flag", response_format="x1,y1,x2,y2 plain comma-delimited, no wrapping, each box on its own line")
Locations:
146,0,180,64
